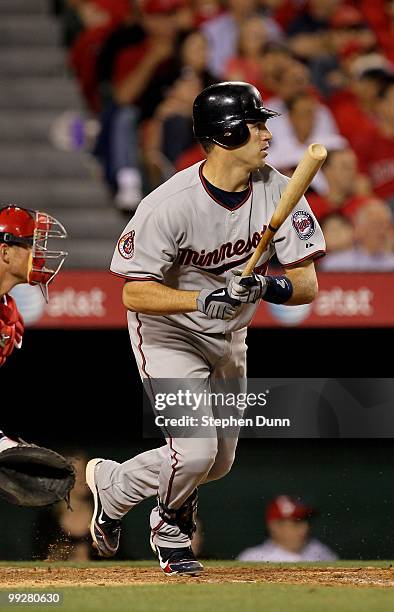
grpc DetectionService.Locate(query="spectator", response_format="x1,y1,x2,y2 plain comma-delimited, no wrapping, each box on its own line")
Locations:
308,147,372,222
313,5,377,97
259,0,306,33
202,0,283,78
361,0,394,64
266,71,344,190
224,15,268,91
191,0,223,27
144,29,216,184
320,213,354,253
287,0,340,62
352,76,394,209
93,0,185,210
68,1,132,111
259,43,293,99
329,5,376,59
266,56,311,104
288,0,376,96
57,0,394,216
321,199,394,271
328,66,390,152
237,495,338,562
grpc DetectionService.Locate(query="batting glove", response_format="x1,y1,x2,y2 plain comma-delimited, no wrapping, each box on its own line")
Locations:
228,270,267,303
196,287,241,320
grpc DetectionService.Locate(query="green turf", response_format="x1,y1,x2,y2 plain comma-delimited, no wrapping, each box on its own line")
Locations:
1,562,393,612
1,584,394,612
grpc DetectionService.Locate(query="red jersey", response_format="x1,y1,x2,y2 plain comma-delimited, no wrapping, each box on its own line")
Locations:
308,193,371,221
354,128,394,201
327,89,377,151
113,40,151,86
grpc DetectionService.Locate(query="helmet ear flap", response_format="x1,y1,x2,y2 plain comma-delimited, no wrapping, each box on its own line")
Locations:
212,120,250,148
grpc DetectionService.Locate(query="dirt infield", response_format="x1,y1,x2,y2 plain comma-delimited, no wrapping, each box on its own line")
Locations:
1,566,394,588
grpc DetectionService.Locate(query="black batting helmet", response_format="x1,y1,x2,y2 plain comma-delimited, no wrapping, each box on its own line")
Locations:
193,81,279,148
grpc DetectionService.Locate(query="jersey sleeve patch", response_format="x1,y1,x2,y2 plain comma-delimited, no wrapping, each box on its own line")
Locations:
292,211,315,240
118,230,135,259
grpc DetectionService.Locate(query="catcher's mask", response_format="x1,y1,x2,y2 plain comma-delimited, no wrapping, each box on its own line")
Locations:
0,205,68,301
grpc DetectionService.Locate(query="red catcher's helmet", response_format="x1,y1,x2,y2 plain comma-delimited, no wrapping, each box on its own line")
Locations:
0,206,36,247
0,205,68,301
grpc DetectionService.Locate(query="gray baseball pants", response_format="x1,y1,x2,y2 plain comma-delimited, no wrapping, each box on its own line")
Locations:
96,314,247,547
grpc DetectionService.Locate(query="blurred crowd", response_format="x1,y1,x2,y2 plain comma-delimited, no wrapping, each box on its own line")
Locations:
52,0,394,270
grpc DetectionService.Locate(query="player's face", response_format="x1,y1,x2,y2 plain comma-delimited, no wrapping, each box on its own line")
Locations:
233,122,272,171
268,518,310,553
1,243,31,283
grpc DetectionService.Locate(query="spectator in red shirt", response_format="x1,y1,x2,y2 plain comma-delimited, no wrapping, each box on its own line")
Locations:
328,66,389,152
361,0,394,64
353,76,394,209
308,147,372,222
68,0,132,112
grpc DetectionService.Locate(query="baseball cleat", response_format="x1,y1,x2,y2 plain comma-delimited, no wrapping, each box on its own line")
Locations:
151,535,204,576
86,458,121,558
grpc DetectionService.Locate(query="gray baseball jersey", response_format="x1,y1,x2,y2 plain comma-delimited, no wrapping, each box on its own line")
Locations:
104,161,325,545
110,160,325,335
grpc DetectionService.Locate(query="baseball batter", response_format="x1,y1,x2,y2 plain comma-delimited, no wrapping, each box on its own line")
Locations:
86,82,325,575
0,205,67,369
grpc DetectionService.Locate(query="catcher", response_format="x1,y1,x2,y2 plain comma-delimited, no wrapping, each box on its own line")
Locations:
0,205,74,507
0,204,68,366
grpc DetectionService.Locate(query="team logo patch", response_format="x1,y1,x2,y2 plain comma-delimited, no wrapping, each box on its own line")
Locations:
292,210,315,240
118,230,135,259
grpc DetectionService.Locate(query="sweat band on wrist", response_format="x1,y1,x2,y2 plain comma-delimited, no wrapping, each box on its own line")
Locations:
261,275,293,304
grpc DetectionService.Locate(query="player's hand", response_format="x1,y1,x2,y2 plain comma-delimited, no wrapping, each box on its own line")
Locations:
196,287,241,320
228,270,266,303
0,319,16,366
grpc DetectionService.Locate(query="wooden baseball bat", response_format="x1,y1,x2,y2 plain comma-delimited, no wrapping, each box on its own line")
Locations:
242,143,327,276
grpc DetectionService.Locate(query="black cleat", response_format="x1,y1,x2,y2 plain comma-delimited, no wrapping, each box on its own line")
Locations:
86,458,121,558
151,536,204,576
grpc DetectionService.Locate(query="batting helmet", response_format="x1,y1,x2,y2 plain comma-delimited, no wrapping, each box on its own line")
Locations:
193,81,279,148
0,205,68,301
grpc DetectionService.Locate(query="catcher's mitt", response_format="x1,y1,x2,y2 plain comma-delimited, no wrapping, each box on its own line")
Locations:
0,443,75,507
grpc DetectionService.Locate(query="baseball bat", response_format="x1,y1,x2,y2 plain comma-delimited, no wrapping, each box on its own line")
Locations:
242,143,327,276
